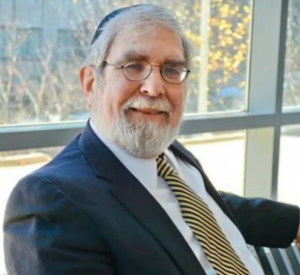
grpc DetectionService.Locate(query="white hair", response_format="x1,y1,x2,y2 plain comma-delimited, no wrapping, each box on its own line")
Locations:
86,4,191,70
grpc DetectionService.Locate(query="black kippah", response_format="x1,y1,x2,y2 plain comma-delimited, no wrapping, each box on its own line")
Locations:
90,5,141,45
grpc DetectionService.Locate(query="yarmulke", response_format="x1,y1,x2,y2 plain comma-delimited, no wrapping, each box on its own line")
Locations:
90,5,141,45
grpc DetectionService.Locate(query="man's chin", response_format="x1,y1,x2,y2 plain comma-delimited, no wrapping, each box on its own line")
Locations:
93,114,179,158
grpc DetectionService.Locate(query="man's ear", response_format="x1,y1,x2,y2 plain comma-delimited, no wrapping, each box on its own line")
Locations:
80,66,95,108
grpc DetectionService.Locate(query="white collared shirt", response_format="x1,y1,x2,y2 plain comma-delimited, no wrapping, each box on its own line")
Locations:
90,122,264,274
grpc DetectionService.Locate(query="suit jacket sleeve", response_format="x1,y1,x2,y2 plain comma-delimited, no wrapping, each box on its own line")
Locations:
4,175,117,275
220,192,300,248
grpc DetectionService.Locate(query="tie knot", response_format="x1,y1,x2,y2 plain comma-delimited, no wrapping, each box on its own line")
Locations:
156,153,174,178
156,153,165,161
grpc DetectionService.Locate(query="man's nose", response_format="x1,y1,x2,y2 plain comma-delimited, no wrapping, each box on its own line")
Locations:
139,68,165,97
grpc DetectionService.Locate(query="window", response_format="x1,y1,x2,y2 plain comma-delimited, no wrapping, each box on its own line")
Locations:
283,0,300,109
0,0,251,126
57,29,85,60
180,131,246,196
0,28,9,59
14,0,43,25
278,125,300,206
189,0,251,114
0,1,13,23
15,28,42,59
0,27,42,60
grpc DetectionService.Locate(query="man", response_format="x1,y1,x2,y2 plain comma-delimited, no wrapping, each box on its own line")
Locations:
4,4,300,275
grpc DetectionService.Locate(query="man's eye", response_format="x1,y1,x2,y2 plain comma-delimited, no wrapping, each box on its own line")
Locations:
124,62,144,72
164,66,181,76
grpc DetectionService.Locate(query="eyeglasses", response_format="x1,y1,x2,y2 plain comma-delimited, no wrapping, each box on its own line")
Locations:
102,60,190,84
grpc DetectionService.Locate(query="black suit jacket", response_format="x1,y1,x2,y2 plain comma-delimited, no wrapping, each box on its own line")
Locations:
4,123,300,275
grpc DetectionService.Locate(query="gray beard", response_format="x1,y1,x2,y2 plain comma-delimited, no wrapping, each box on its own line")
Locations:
91,98,181,158
92,111,180,158
109,112,179,158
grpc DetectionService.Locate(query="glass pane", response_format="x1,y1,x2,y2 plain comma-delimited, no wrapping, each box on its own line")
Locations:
0,27,9,59
0,1,13,24
16,28,42,59
179,131,246,195
0,0,251,126
278,125,300,206
57,29,85,60
0,147,63,274
283,0,300,109
190,0,251,114
14,0,43,25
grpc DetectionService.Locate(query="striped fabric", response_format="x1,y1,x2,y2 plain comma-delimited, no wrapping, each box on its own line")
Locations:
156,154,250,275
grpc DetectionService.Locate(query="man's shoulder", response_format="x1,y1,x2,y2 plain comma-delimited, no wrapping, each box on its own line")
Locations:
16,136,93,190
8,135,106,206
36,137,84,176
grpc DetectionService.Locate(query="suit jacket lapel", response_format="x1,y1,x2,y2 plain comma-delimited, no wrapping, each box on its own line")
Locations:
79,124,205,275
110,168,205,275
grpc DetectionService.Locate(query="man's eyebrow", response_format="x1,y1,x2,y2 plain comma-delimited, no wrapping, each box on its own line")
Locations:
114,51,148,64
165,58,188,67
114,50,187,66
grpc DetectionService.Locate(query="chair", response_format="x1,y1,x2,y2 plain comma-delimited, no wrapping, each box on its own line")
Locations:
252,242,300,275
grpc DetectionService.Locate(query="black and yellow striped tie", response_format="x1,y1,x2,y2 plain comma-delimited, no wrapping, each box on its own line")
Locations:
156,154,250,275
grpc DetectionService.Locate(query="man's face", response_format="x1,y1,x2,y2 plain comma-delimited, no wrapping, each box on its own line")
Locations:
88,27,187,158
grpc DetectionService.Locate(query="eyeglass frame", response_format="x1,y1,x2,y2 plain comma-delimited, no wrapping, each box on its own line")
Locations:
101,60,191,84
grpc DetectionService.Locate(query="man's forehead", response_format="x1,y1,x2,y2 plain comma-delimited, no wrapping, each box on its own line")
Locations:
109,28,185,63
114,50,186,65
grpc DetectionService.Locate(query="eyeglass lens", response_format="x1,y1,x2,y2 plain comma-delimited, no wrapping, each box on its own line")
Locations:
123,61,188,83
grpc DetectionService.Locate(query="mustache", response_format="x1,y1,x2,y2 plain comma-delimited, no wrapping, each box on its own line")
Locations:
122,97,173,113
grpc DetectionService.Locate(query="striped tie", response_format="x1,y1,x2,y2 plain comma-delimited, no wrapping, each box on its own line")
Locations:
156,154,250,275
